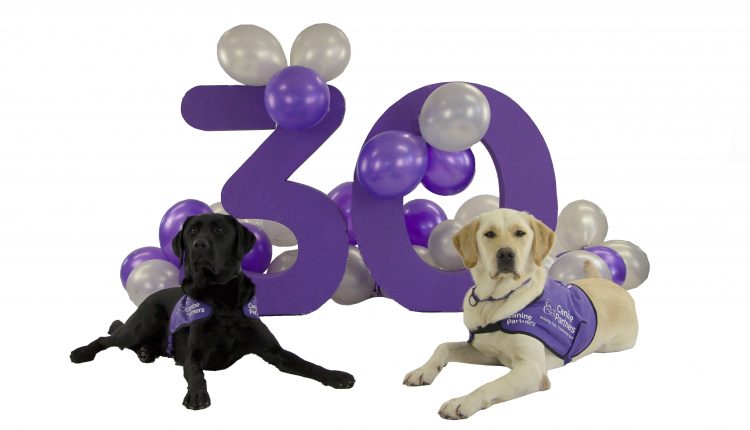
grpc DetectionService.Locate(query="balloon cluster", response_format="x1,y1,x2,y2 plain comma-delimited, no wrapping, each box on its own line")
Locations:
356,82,489,199
217,23,350,130
120,199,298,306
547,200,650,290
121,199,206,305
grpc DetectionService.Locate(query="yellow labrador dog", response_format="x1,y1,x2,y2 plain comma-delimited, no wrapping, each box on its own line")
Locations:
403,209,638,419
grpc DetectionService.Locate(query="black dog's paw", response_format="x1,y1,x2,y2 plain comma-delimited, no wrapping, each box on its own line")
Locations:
108,320,125,335
70,346,97,363
136,345,158,363
322,370,355,389
182,389,211,410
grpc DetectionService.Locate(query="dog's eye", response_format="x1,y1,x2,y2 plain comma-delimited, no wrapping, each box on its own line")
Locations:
215,226,225,233
188,227,198,235
515,230,526,237
484,231,496,238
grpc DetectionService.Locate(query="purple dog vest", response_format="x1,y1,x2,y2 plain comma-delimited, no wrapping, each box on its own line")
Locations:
469,278,597,364
166,295,260,357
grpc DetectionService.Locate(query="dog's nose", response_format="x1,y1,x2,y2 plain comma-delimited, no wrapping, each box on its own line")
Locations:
496,247,515,261
192,238,210,250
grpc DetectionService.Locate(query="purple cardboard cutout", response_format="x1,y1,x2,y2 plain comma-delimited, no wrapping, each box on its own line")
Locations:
352,83,557,312
182,85,348,316
181,82,556,314
182,86,276,131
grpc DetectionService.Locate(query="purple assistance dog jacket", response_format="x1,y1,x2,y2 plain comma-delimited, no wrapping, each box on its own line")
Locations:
166,295,260,357
469,278,598,364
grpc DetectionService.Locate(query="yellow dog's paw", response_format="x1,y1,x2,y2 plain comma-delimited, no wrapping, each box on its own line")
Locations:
438,395,483,420
403,365,440,386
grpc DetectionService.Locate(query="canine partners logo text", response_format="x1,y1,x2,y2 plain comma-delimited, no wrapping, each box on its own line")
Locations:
542,300,577,338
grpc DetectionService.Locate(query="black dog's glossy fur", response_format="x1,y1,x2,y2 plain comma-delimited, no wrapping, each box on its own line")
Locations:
71,213,355,409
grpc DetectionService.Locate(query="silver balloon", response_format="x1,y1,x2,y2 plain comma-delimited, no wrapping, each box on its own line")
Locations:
602,240,650,290
542,237,566,271
427,220,465,271
413,245,440,268
209,203,296,247
454,194,499,226
243,219,297,247
556,200,608,251
125,260,180,306
549,236,567,258
267,249,298,274
332,246,376,305
210,202,228,215
217,25,287,86
418,82,491,152
290,23,351,82
543,255,557,271
548,250,612,283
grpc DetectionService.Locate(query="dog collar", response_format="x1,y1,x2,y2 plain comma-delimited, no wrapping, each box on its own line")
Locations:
468,278,532,307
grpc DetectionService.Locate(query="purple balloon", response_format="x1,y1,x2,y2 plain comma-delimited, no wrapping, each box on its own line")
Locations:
584,245,627,286
328,182,356,245
422,146,476,195
403,199,447,247
159,199,213,265
264,66,330,130
240,222,273,274
120,246,168,287
356,130,428,199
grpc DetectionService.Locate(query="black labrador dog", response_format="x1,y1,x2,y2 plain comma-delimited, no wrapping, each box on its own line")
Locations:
71,213,355,409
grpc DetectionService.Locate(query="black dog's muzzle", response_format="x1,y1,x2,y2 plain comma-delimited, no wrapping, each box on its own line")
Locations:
188,237,220,273
193,238,210,250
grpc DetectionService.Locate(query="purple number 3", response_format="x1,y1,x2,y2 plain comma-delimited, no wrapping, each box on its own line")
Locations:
181,85,349,316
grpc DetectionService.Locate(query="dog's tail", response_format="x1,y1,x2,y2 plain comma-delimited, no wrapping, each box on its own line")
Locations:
583,261,602,279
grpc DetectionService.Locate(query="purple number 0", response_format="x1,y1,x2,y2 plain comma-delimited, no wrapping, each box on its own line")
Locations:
352,83,557,312
182,85,349,316
181,82,556,315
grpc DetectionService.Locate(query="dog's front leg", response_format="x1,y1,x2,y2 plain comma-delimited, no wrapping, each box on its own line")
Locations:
438,354,548,420
251,322,354,389
182,330,211,410
259,346,355,389
404,342,498,386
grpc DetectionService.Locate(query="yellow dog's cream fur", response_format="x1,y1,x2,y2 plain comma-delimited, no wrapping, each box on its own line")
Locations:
403,209,638,419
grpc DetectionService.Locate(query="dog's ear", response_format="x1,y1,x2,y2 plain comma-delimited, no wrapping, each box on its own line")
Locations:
234,219,256,260
171,216,192,267
529,213,555,266
452,219,480,269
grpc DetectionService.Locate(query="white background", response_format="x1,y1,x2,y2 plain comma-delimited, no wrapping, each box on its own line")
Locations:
1,0,748,427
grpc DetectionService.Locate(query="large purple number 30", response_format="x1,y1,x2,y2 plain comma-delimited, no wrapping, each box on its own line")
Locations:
181,82,556,315
182,85,349,316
